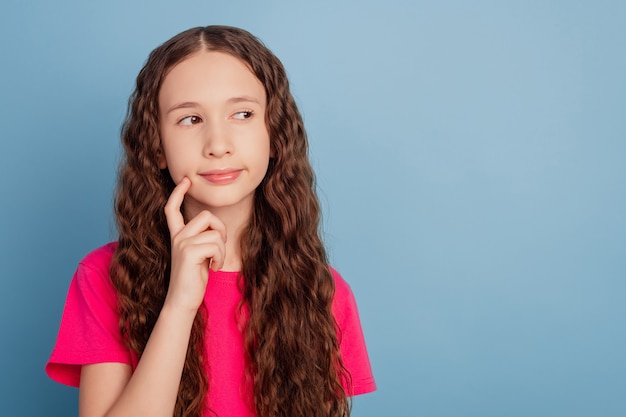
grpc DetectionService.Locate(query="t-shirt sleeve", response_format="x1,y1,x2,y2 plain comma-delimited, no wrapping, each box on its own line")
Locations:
46,244,133,387
331,267,377,396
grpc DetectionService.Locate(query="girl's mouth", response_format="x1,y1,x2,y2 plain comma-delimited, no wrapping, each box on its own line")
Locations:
199,169,243,184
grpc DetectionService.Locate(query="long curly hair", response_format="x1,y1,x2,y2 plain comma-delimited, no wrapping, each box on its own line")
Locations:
111,25,351,417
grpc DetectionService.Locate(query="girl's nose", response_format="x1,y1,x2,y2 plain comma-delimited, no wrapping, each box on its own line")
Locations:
203,122,232,158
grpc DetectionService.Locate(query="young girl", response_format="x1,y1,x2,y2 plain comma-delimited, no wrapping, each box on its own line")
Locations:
46,25,376,417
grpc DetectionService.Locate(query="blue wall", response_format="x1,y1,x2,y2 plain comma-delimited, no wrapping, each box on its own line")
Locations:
1,1,624,416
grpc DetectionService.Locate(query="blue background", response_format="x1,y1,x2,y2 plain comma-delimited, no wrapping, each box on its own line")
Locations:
1,1,625,416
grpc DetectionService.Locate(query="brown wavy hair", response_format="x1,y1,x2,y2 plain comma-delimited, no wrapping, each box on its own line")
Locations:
111,26,351,417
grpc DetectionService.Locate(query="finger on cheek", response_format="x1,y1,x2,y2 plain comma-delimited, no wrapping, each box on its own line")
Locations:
177,177,190,190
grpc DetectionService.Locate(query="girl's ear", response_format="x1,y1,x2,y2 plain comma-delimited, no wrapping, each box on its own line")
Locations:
157,147,167,169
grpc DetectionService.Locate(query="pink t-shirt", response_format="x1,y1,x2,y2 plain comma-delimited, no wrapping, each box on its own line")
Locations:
46,243,376,416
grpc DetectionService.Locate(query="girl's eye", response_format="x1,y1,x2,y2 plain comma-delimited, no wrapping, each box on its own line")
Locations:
232,111,253,120
179,115,202,125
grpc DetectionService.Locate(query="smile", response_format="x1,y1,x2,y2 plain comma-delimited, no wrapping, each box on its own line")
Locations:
199,169,243,185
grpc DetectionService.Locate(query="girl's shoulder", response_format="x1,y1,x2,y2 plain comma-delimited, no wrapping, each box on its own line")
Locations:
328,266,360,320
78,242,118,270
71,242,118,292
328,265,351,295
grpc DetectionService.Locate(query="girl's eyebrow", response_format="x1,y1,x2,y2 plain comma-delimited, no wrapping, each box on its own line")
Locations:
227,95,262,105
166,102,199,114
166,96,262,114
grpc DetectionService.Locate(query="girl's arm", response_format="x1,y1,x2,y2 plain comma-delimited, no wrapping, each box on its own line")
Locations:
79,304,196,417
79,178,227,417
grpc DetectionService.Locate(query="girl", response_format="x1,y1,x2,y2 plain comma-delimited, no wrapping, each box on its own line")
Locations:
46,25,376,417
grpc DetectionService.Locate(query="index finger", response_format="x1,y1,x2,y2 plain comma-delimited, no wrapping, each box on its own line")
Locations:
164,177,191,236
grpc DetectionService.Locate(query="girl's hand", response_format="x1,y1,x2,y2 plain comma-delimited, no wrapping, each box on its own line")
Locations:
163,177,227,312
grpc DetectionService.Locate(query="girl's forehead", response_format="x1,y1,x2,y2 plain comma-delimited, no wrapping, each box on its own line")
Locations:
159,51,266,110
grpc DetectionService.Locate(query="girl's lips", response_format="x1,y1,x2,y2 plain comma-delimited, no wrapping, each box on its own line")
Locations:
200,169,243,184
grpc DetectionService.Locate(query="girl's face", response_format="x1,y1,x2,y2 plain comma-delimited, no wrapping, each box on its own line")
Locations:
158,51,270,218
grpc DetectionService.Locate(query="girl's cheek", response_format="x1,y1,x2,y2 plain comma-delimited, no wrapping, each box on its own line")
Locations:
166,169,186,186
